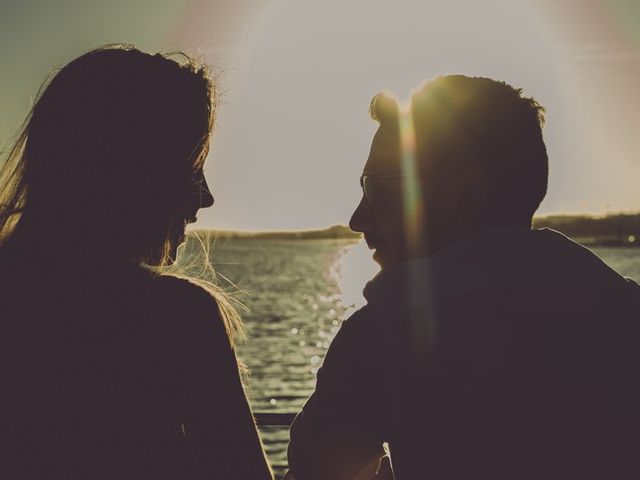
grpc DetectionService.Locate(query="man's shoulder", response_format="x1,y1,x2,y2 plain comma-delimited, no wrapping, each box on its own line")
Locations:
341,300,413,333
336,305,380,338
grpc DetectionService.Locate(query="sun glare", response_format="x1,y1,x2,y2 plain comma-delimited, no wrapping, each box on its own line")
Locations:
193,0,639,231
202,0,560,231
399,105,422,253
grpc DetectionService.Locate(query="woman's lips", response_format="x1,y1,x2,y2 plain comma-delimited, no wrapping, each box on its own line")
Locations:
365,234,389,266
364,234,384,251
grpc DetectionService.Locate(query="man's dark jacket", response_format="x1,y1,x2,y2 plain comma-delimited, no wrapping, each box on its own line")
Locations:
289,227,640,479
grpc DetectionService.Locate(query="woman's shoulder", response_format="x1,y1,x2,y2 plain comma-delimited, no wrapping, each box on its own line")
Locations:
148,273,229,340
152,273,217,301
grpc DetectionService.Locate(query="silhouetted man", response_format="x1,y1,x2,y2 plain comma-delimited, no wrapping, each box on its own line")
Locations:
287,75,640,479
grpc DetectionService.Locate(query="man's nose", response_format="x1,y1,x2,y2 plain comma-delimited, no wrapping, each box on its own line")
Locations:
349,196,375,233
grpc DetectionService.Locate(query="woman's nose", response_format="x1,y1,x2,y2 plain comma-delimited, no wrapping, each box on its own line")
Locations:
198,177,214,208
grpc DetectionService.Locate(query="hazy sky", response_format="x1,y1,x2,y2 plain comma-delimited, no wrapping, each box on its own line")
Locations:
0,0,638,230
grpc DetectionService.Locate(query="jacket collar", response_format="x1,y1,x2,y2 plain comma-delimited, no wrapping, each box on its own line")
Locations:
362,226,611,309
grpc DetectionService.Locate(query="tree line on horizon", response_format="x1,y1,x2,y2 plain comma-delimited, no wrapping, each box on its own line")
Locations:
533,212,640,246
190,213,640,246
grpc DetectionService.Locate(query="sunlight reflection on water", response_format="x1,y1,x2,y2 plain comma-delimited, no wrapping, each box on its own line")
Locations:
179,236,639,475
179,237,380,474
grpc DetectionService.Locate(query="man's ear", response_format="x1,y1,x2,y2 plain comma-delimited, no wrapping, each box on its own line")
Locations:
452,167,490,221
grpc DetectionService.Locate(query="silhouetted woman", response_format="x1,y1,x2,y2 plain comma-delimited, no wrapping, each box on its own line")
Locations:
0,45,272,479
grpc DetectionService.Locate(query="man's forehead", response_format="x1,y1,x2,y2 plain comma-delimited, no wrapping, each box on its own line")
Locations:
364,124,404,173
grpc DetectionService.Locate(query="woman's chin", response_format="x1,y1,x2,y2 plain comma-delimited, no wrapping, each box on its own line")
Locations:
372,247,389,268
374,245,402,270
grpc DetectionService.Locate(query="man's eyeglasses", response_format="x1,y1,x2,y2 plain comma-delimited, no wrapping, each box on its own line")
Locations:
359,172,427,210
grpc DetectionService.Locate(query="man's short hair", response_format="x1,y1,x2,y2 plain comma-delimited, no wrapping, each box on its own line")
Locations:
370,75,548,226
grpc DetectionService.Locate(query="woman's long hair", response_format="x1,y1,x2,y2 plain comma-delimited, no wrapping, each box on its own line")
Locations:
0,44,243,344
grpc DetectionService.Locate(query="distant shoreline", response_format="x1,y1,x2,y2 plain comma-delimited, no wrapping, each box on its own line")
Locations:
532,213,640,247
189,224,362,241
188,213,640,247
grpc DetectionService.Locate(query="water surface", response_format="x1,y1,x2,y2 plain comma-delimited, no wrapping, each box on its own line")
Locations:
187,237,640,475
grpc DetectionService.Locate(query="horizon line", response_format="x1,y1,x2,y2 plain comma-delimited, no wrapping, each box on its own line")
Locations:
189,210,640,234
